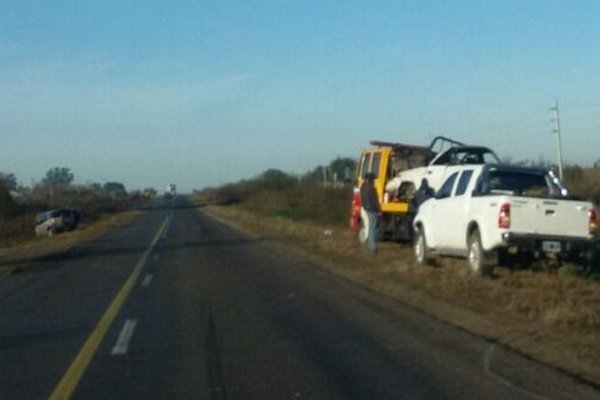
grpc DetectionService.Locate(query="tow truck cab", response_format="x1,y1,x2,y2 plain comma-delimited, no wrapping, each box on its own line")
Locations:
350,141,433,241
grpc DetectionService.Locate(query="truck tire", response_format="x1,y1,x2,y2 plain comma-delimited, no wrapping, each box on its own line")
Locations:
414,227,433,266
467,229,494,276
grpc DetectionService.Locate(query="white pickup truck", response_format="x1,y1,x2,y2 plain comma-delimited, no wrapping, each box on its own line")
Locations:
413,164,597,275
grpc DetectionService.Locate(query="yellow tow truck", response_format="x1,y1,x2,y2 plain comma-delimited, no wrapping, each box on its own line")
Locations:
350,137,465,242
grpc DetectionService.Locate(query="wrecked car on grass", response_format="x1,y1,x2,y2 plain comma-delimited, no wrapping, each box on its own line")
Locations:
34,208,81,236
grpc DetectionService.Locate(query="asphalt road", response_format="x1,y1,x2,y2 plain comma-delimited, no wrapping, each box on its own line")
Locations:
0,197,599,399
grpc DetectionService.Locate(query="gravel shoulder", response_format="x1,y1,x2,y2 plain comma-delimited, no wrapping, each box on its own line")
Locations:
202,204,600,388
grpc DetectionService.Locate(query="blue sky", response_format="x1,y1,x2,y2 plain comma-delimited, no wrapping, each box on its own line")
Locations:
1,1,600,192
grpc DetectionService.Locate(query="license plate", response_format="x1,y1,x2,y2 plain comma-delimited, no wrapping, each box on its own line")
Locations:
542,241,561,253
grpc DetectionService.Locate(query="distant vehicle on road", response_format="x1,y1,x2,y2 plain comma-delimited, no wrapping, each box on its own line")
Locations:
35,208,81,236
164,183,177,199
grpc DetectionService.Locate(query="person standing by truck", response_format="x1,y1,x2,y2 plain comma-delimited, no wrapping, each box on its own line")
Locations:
411,178,435,211
360,172,381,253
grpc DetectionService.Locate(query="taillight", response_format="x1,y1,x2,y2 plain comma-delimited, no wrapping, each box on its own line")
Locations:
589,209,598,234
498,203,510,229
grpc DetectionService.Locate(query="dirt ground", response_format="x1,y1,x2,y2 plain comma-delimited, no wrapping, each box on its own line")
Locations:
0,210,141,276
203,204,600,387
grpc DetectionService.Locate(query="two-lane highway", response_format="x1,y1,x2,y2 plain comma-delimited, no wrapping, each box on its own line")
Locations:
1,198,599,399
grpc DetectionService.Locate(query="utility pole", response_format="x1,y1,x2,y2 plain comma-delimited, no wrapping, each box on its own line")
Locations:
550,99,564,180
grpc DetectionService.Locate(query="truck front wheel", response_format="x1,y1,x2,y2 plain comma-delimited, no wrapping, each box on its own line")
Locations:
414,227,433,266
467,230,495,276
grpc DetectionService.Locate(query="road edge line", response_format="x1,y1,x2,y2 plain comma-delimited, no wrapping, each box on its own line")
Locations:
48,216,169,400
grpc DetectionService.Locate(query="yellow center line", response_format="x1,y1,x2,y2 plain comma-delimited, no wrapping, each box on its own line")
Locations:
48,216,170,400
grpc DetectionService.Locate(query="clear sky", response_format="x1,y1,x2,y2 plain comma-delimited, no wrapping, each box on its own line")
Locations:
1,1,599,192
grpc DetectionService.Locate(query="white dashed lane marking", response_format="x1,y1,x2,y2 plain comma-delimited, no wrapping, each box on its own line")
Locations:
141,274,153,288
111,319,138,356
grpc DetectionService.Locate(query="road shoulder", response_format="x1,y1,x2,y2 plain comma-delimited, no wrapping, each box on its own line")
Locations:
200,204,600,389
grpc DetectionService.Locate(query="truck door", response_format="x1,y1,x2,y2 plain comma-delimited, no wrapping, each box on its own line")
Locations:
443,170,474,249
425,153,449,190
426,172,459,247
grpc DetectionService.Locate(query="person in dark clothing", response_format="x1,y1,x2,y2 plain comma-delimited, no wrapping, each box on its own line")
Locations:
360,172,381,253
411,178,435,211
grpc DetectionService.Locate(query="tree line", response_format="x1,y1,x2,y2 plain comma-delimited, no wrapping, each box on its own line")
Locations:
0,167,160,201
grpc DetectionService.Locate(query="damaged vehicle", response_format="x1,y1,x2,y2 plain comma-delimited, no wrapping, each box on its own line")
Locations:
34,208,81,236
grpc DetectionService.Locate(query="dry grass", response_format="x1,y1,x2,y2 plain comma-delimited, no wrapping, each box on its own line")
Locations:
0,210,141,275
205,204,600,384
564,166,600,206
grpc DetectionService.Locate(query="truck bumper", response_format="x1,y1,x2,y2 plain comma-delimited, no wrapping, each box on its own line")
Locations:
501,232,595,254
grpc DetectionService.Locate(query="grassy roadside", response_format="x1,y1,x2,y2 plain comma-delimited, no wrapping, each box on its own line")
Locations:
0,210,142,276
202,203,600,387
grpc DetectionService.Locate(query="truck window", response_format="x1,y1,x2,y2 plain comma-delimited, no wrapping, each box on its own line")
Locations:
437,172,459,199
455,170,474,196
371,152,381,175
360,153,372,179
432,151,452,165
481,151,500,164
389,154,409,177
489,170,549,196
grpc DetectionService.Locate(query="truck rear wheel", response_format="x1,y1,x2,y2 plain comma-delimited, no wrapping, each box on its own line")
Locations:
467,230,494,276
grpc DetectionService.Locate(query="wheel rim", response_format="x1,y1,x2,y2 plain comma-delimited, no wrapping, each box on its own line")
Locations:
415,232,424,263
468,240,480,272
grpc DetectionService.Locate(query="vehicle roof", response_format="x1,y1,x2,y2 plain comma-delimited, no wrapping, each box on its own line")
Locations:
437,146,496,156
455,163,550,174
440,145,494,153
367,141,434,156
37,208,78,215
437,163,551,175
485,163,550,174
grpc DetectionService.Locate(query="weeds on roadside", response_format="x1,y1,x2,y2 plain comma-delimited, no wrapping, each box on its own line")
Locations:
0,185,149,247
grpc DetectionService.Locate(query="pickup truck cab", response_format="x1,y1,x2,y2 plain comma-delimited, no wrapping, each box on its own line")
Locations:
413,164,597,275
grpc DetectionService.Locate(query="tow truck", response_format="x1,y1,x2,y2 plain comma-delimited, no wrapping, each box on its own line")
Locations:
350,136,499,242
